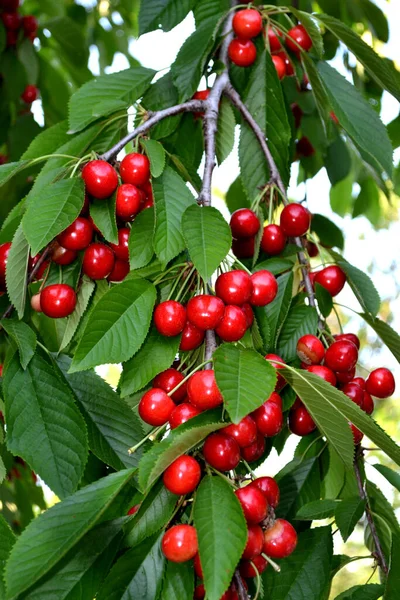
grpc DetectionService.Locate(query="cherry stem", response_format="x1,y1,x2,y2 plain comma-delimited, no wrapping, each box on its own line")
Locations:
241,458,256,479
261,552,281,572
167,359,211,397
127,424,166,454
209,466,237,487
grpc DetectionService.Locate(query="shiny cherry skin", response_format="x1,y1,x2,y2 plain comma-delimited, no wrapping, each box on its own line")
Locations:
275,50,295,76
203,433,241,471
120,153,150,187
154,300,186,337
252,395,283,437
265,354,286,391
21,84,38,104
335,367,356,385
286,24,312,53
267,27,282,51
250,270,278,307
116,184,142,221
235,485,268,524
215,305,247,342
242,303,254,328
82,160,118,200
241,432,266,463
107,259,129,282
324,340,358,373
306,365,337,387
228,38,257,67
260,224,287,256
341,382,364,407
351,424,364,445
215,270,253,305
314,266,346,297
232,237,255,258
280,204,310,237
366,368,395,398
266,390,282,409
163,455,201,495
334,333,360,350
242,524,264,560
352,376,365,390
40,284,77,318
289,405,316,436
187,370,223,410
232,9,262,39
230,209,260,239
169,403,201,429
153,368,187,403
187,295,224,330
110,227,130,261
162,524,198,563
240,554,267,578
272,54,286,80
263,519,297,558
138,388,176,426
57,217,93,251
179,322,205,352
362,391,374,415
296,334,325,365
250,477,280,508
2,11,20,30
0,242,12,287
52,243,78,266
83,243,115,279
223,415,257,448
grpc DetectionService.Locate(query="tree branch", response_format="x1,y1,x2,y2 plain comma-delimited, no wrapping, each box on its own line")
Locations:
234,570,249,600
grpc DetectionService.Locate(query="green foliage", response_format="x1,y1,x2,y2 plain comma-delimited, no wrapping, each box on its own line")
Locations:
89,194,118,245
0,320,36,369
5,224,30,319
335,497,366,542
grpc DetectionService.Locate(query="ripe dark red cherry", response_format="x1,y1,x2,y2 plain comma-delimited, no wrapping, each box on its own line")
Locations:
193,553,203,578
335,367,356,385
324,340,358,373
289,405,316,436
296,136,315,157
272,54,286,80
52,244,78,266
267,27,282,51
263,519,297,559
22,15,37,35
275,50,294,76
0,0,19,12
252,395,283,437
241,432,266,463
362,391,374,415
232,237,255,258
215,305,247,342
341,382,364,407
40,284,77,318
169,403,201,429
203,433,240,471
120,153,150,187
352,376,365,390
280,204,311,237
286,24,312,53
29,253,50,281
228,38,257,67
314,266,346,297
241,303,254,329
306,365,337,387
194,584,205,600
334,333,360,350
187,295,225,330
82,160,118,199
154,300,186,337
83,243,115,279
179,322,205,352
351,424,364,445
116,184,142,221
107,260,129,282
153,368,187,403
239,554,267,578
250,270,278,307
250,477,280,508
109,227,130,261
366,368,395,398
138,388,176,426
235,485,268,524
230,209,260,239
0,242,12,287
291,103,303,129
2,11,20,30
57,217,93,251
242,524,264,560
232,9,262,39
265,354,286,391
161,525,198,563
163,455,201,495
187,370,223,410
260,224,287,256
21,84,38,104
296,334,325,365
215,270,253,305
223,416,257,448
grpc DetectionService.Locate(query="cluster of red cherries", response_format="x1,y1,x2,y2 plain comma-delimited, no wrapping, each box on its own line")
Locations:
0,0,37,47
228,8,312,80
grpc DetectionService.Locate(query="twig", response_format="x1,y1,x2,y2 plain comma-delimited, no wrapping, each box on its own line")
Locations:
234,570,249,600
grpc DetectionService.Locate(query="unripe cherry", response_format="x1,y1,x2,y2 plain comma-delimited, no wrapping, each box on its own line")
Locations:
30,293,42,313
120,153,150,187
163,455,201,495
223,415,257,448
215,270,253,305
82,160,118,199
250,270,278,307
263,519,297,558
153,368,187,403
187,370,223,410
161,524,198,563
154,300,186,337
296,334,325,365
365,368,395,398
230,209,260,239
138,388,176,426
203,433,240,471
260,224,287,255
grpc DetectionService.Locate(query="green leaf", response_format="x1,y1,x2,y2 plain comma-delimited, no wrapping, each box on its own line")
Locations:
182,205,232,282
226,177,250,213
311,213,344,250
0,161,29,189
161,561,194,600
139,0,195,35
59,276,95,352
385,533,400,600
69,67,155,133
276,456,322,519
129,206,155,270
325,135,352,186
5,469,135,599
5,223,30,319
277,305,319,362
358,313,400,364
291,9,324,58
335,497,366,542
21,120,70,160
194,476,247,600
330,252,381,316
3,352,88,499
141,139,166,178
0,320,36,369
262,271,293,349
322,445,346,499
142,73,181,140
301,54,330,134
335,584,384,600
23,177,85,256
120,326,181,397
138,409,226,491
213,344,277,424
216,98,236,164
254,258,295,276
153,167,195,266
372,464,400,492
296,499,338,521
0,515,15,600
315,282,333,318
360,0,389,42
330,172,353,217
70,278,156,372
353,177,381,226
89,193,118,244
367,481,400,535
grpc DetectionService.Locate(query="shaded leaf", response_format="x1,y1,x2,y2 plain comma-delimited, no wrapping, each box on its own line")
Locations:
330,252,381,316
89,193,118,245
59,276,95,352
335,497,366,542
0,319,36,369
359,313,400,364
335,584,384,600
277,305,319,362
372,464,400,492
295,499,338,521
291,9,324,58
161,561,194,600
276,456,322,519
311,213,344,250
315,282,333,318
139,0,195,35
216,98,236,165
5,223,30,319
129,206,155,270
262,271,293,349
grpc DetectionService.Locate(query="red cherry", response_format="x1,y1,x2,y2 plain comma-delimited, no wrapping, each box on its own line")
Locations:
306,241,319,257
261,224,287,256
250,477,280,508
296,136,315,157
235,485,268,524
52,244,78,266
6,30,17,46
179,322,205,352
57,217,93,251
192,89,210,118
194,584,205,599
341,382,364,407
335,367,356,385
324,340,358,373
241,303,254,329
280,204,310,237
0,242,11,286
230,209,260,239
169,403,201,429
0,0,19,11
83,243,115,279
242,524,264,560
127,504,140,516
291,103,303,129
265,354,286,391
289,404,316,436
366,368,395,398
334,333,360,350
223,415,257,448
162,524,198,563
296,334,325,365
22,15,37,35
109,227,130,261
203,433,240,471
228,38,257,67
241,432,266,463
250,270,277,307
154,300,186,337
232,237,255,258
82,160,118,200
80,194,90,215
40,284,77,318
187,295,224,330
29,254,50,280
272,54,286,80
306,365,337,386
350,424,364,445
107,259,129,282
263,519,297,558
138,388,176,426
215,305,247,342
116,184,142,221
352,376,365,390
21,85,38,104
239,554,267,578
362,391,374,415
163,455,201,495
232,9,262,39
252,395,283,437
187,370,223,410
267,27,282,51
215,270,253,305
193,553,203,578
120,153,150,187
286,24,312,53
2,11,20,30
268,391,283,409
314,266,346,297
275,50,295,76
153,368,187,403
